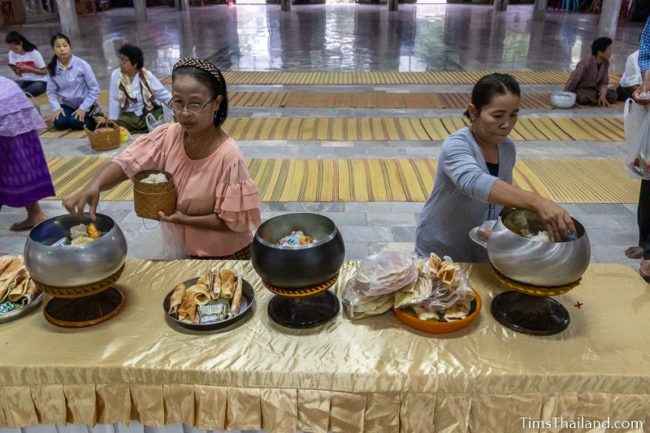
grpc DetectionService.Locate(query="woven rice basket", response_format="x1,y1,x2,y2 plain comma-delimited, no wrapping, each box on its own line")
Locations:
85,119,121,151
133,170,177,219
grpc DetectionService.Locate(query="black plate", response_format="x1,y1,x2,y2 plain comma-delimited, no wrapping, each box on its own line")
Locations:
163,277,255,331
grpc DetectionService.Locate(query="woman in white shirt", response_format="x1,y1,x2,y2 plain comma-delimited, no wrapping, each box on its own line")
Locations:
5,31,48,97
617,49,641,101
109,44,172,133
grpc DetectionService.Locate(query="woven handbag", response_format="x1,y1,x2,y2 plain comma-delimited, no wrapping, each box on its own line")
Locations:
85,117,121,151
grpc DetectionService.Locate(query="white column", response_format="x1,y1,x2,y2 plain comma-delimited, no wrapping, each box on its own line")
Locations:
495,0,508,12
133,0,147,21
533,0,547,21
56,0,80,38
597,0,623,38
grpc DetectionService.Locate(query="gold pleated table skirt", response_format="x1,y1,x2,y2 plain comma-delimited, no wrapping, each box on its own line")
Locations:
0,260,647,433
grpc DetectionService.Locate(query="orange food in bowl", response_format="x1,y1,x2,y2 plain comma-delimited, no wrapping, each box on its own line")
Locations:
393,288,482,334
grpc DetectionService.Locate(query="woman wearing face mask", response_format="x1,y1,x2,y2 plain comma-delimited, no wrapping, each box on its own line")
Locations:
63,58,262,259
46,33,100,131
5,31,48,97
415,73,575,262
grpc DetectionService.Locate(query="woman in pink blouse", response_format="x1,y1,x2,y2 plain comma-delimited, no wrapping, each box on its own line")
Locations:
64,58,261,259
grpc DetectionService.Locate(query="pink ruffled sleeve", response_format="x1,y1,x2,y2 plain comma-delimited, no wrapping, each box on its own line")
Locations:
214,158,262,233
112,124,171,179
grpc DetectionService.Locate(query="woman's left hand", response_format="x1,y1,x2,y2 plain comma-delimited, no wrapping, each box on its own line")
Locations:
72,108,85,121
159,210,186,224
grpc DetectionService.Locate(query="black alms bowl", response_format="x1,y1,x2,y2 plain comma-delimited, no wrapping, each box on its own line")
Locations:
251,213,345,289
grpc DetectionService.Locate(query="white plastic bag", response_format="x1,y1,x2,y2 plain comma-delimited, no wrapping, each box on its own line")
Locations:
162,102,175,123
146,112,164,133
624,98,650,179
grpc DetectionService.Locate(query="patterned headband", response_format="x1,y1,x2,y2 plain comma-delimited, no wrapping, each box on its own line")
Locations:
172,57,225,87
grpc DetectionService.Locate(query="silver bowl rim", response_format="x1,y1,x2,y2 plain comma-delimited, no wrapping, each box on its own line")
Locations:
496,212,587,244
254,213,339,250
27,213,121,249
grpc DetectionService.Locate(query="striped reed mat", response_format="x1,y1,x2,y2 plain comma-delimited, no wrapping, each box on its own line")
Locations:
33,89,619,111
46,157,639,204
162,71,621,86
39,116,625,142
32,90,110,108
231,91,623,110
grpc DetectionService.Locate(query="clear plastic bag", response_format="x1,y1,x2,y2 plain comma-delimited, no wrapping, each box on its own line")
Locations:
341,276,394,320
624,98,650,179
146,112,165,133
395,254,475,321
355,251,418,296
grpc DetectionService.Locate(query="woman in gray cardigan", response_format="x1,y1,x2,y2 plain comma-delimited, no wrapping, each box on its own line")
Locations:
416,74,575,262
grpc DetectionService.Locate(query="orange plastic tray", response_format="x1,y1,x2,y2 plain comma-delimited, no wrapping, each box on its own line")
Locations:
393,288,482,334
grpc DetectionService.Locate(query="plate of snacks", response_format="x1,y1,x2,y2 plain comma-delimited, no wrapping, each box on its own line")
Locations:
393,253,482,334
163,267,255,331
0,256,43,324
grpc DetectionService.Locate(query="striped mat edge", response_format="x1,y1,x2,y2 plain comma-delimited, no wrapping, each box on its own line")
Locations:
45,157,639,204
39,116,626,142
161,70,621,85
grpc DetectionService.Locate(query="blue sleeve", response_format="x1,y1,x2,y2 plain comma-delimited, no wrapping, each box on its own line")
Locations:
79,59,100,112
639,17,650,74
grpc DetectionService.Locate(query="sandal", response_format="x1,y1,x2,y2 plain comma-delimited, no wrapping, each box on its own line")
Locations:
626,246,644,259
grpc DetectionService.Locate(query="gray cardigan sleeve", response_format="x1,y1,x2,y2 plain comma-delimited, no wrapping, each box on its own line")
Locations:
439,133,497,203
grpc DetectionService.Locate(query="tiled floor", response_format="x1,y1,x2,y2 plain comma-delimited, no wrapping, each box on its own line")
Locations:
0,4,645,274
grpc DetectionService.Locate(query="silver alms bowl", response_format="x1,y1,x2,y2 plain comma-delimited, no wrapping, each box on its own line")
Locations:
24,214,127,287
484,208,590,287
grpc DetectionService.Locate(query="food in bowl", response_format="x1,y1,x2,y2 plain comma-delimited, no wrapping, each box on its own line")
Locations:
51,223,102,246
139,172,169,184
277,230,315,247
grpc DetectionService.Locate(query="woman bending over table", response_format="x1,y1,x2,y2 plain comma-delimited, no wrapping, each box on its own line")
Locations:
46,33,100,131
64,58,261,260
416,73,575,262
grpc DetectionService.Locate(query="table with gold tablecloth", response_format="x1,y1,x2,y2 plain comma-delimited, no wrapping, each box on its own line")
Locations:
0,260,649,433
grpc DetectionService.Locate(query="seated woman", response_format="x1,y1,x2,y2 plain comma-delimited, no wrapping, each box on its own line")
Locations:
109,44,172,133
46,33,100,131
5,31,48,97
416,73,576,262
564,37,617,107
64,58,262,259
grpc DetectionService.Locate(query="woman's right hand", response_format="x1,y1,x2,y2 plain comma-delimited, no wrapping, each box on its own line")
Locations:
63,186,101,219
533,197,576,242
50,109,64,122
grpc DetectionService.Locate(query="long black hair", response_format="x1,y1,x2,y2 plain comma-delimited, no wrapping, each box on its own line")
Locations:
172,63,229,127
5,31,37,52
464,73,521,119
47,33,72,76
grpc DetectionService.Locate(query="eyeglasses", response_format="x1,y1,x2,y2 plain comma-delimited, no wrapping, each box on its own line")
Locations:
118,56,129,64
171,99,214,114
